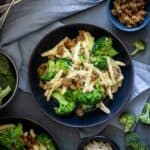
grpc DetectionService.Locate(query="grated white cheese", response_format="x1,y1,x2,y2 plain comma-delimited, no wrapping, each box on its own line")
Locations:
84,140,113,150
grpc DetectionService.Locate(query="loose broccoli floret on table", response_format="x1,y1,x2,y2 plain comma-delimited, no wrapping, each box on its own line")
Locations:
92,37,118,57
140,102,150,125
52,91,76,115
0,86,11,105
125,132,148,150
131,40,146,56
119,112,137,133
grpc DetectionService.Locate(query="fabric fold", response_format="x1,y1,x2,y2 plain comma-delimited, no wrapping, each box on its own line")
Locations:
0,0,103,45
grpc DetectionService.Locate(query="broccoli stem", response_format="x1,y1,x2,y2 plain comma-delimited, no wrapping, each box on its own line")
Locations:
0,86,11,105
140,102,150,125
131,48,139,56
52,92,66,104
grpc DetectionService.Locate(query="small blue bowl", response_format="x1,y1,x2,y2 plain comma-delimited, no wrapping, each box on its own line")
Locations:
107,0,150,32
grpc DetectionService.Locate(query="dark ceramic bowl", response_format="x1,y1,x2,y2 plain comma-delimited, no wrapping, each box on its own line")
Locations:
0,51,19,109
77,136,120,150
0,117,59,150
28,23,134,127
107,0,150,32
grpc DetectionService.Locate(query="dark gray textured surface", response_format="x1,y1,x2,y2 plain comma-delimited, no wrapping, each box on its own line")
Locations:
0,1,149,150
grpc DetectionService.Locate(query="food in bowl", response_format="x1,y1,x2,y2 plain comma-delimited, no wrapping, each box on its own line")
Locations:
37,30,125,117
111,0,147,28
83,140,113,150
0,53,16,105
0,123,56,150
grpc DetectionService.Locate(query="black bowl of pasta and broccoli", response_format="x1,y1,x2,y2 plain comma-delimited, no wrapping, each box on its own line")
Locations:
0,117,59,150
28,24,134,127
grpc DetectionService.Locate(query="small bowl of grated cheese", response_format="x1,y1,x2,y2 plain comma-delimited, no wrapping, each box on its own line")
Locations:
77,136,119,150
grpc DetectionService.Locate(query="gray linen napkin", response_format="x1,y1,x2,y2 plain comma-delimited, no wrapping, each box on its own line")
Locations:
0,0,103,91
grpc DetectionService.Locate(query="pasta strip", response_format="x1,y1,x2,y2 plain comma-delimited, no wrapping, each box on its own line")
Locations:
41,37,69,57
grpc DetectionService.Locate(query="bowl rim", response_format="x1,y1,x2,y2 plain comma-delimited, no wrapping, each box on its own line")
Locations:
0,116,60,150
107,0,150,32
0,50,19,109
28,23,134,128
77,135,120,150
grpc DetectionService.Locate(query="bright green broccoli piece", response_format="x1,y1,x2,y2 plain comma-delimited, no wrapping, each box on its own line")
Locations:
39,60,57,81
140,102,150,125
0,86,11,105
56,58,72,70
52,91,76,115
73,86,105,105
125,132,148,150
36,133,56,150
91,56,107,70
0,123,24,150
0,54,9,75
92,37,118,57
39,58,72,81
131,40,146,56
93,37,113,51
119,112,137,133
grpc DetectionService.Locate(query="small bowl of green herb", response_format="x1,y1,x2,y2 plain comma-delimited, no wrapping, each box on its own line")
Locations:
0,51,18,109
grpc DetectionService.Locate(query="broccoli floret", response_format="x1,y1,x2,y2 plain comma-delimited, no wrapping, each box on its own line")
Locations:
52,91,76,115
73,86,105,105
92,37,118,57
93,37,113,51
0,86,11,105
119,112,137,133
0,123,24,150
0,54,9,75
125,132,148,150
36,133,56,150
91,56,107,70
139,102,150,125
39,60,57,81
131,40,146,56
56,58,72,70
39,58,72,81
